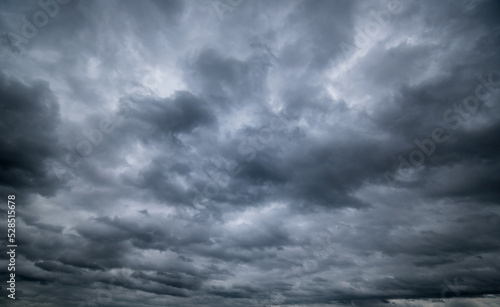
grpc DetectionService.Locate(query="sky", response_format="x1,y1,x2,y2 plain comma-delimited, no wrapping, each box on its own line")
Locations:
0,0,499,306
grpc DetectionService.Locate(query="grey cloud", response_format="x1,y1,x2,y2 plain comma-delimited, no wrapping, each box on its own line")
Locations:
0,73,62,197
124,91,216,139
1,0,500,306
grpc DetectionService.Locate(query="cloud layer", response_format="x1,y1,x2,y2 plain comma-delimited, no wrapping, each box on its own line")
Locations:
1,0,500,306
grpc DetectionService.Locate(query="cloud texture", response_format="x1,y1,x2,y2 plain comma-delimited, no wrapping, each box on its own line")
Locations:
0,0,500,306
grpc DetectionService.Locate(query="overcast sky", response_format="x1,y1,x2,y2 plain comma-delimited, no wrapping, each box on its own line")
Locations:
1,0,500,306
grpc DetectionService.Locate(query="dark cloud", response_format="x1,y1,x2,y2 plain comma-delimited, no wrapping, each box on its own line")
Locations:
0,73,62,196
127,91,216,137
1,0,500,306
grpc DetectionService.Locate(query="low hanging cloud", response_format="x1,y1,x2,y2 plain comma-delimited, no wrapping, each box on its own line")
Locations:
1,0,500,306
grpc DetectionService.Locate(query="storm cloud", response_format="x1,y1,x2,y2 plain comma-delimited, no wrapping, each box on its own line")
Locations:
1,0,500,306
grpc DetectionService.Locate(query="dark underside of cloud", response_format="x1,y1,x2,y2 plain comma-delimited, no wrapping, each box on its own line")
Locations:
1,0,500,306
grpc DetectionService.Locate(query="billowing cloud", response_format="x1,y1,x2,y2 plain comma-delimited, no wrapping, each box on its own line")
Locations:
1,0,499,306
